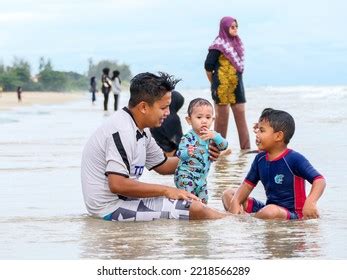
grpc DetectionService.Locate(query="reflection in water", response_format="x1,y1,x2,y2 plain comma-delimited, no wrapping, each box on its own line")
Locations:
208,151,254,209
79,217,193,259
259,220,323,259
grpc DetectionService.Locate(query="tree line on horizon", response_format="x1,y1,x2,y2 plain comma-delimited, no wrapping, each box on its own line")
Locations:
0,57,132,92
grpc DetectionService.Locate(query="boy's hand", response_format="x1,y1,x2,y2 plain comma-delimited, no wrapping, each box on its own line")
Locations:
200,127,215,141
302,200,319,219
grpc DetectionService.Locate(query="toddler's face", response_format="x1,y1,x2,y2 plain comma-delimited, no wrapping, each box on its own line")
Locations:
186,105,214,135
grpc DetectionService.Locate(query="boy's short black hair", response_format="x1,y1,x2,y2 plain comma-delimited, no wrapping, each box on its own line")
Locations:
129,72,181,107
187,98,213,116
259,108,295,144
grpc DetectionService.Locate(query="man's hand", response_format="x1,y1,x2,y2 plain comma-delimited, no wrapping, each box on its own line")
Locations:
208,142,220,161
164,187,199,201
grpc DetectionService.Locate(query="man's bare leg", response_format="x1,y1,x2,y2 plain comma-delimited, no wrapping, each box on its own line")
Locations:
189,200,228,220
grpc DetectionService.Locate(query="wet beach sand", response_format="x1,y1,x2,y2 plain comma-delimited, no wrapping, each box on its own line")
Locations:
0,91,84,111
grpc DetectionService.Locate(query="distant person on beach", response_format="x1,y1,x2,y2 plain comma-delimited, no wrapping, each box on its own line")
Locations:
174,98,228,204
111,70,121,111
101,68,112,111
90,76,97,104
17,86,22,103
205,16,250,150
150,90,184,157
222,108,326,220
81,72,228,221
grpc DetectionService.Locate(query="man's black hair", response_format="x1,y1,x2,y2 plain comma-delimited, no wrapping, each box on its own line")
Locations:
129,72,181,107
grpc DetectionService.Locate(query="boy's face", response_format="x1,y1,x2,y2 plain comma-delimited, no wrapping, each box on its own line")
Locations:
144,92,171,128
186,105,214,135
256,119,281,151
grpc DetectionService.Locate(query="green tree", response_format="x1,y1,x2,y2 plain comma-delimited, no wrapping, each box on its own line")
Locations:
38,69,68,91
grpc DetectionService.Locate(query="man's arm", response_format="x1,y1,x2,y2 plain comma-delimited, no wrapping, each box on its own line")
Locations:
153,156,179,175
229,182,254,214
108,173,198,201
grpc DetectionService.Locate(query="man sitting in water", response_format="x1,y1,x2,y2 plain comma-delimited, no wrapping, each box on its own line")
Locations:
222,108,326,220
81,72,228,221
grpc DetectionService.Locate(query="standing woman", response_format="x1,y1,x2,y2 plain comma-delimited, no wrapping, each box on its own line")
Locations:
205,16,250,150
111,70,122,111
101,68,112,111
90,76,97,104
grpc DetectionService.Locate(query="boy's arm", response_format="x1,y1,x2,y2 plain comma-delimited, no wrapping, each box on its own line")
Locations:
229,182,254,214
302,177,326,219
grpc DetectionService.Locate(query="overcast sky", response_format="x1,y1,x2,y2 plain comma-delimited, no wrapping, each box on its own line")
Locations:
1,0,346,88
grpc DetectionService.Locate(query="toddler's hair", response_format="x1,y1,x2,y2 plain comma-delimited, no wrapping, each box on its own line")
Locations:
259,108,295,144
187,98,213,116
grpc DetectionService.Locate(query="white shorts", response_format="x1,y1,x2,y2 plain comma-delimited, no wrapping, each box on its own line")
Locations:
103,196,191,222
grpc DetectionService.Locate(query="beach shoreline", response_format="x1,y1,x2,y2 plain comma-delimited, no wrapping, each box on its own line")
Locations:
0,91,84,111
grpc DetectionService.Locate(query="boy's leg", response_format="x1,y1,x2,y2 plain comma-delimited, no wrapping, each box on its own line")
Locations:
254,204,288,220
222,188,249,211
221,188,235,210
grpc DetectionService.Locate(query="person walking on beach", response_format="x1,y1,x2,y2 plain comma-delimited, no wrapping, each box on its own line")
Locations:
90,76,97,104
81,72,227,221
205,16,250,150
111,70,121,111
17,86,22,103
174,98,228,204
222,108,326,220
101,68,112,111
150,90,184,157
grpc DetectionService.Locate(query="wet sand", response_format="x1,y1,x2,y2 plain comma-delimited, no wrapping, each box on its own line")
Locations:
0,91,84,111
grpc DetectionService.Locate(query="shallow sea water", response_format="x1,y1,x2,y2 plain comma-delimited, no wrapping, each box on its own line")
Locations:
0,86,346,259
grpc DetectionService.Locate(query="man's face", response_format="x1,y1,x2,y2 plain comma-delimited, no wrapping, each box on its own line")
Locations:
145,92,171,128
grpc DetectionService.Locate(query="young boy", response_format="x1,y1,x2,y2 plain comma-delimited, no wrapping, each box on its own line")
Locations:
174,98,228,204
223,108,326,220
